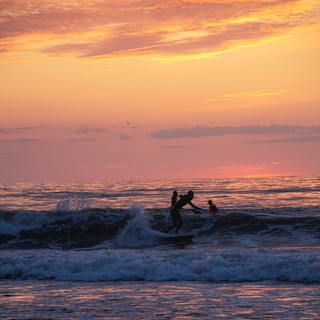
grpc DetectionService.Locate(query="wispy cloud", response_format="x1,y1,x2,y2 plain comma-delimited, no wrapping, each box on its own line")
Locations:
113,121,139,129
0,152,22,156
0,127,43,134
151,125,320,139
203,89,291,103
119,134,131,141
160,144,192,149
68,138,96,143
121,121,139,129
0,138,39,143
75,126,106,134
250,135,320,144
1,0,318,59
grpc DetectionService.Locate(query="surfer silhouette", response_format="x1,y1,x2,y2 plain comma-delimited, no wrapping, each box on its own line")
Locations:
208,199,218,214
171,190,178,208
167,190,203,233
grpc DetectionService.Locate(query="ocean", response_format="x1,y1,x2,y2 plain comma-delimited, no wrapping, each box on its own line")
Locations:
0,176,320,319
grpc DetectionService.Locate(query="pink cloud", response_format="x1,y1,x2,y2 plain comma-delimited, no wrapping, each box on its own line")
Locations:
0,0,318,58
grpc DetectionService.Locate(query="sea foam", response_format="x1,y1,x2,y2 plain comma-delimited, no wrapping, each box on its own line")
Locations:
0,248,319,283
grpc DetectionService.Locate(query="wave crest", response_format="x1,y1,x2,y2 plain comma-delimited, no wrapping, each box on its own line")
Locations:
1,248,319,283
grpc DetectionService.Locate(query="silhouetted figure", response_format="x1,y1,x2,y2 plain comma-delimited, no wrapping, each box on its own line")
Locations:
167,190,202,234
171,190,178,208
208,199,218,214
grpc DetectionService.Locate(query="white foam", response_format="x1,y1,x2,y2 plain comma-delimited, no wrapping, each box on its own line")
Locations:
1,247,320,282
116,207,165,247
56,195,90,212
0,210,91,235
0,212,52,235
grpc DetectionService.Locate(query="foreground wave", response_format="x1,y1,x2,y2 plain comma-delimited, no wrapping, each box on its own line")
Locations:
0,248,319,283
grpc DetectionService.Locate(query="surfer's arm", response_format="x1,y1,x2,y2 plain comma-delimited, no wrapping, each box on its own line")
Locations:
189,201,205,212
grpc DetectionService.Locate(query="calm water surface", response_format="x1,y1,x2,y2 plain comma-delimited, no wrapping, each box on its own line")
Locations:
0,176,319,211
1,281,320,319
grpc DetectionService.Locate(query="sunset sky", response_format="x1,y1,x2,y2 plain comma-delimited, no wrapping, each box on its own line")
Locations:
0,0,320,181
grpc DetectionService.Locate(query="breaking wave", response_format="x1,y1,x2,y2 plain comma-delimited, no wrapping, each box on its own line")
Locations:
0,247,320,283
1,206,320,250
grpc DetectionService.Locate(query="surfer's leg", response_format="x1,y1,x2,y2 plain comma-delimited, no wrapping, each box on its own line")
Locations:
167,209,178,232
175,213,183,233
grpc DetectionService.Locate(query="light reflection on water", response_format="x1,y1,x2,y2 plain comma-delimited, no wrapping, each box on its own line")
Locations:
0,176,319,212
1,281,320,319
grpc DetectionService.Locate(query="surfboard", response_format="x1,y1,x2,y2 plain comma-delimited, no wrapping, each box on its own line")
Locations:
161,234,194,244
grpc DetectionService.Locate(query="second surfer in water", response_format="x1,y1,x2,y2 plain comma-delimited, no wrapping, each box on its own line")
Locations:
208,199,218,214
167,190,203,234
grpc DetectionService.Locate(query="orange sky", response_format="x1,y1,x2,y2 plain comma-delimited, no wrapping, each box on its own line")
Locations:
0,0,319,181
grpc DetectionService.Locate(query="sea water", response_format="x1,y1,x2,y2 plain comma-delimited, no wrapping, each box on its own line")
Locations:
0,176,320,318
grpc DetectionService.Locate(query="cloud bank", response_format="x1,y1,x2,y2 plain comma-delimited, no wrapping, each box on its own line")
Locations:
151,125,320,139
